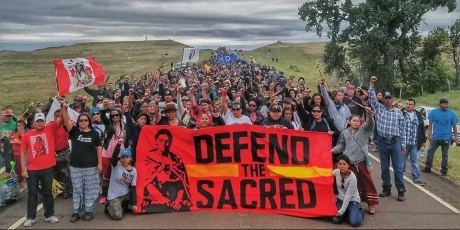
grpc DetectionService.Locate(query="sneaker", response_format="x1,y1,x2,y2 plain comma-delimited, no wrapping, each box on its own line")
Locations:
397,191,405,201
415,181,426,186
23,219,35,227
421,168,431,173
45,216,59,223
379,190,391,197
99,197,107,204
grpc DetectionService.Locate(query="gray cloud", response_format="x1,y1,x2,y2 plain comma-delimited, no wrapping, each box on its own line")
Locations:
0,0,458,51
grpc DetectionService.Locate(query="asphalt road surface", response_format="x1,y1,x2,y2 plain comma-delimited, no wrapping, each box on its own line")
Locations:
1,143,460,229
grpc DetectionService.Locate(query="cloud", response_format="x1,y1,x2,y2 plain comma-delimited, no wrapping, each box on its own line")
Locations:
0,0,458,51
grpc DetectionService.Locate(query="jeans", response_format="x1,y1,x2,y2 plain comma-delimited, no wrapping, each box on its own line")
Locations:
373,125,379,144
425,139,450,174
403,144,422,183
332,199,363,227
378,136,405,192
26,167,55,219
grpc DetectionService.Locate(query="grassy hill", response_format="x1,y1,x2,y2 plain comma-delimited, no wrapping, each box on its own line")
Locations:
0,40,328,113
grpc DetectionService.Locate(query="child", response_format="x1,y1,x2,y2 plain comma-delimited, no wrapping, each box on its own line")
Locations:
331,107,379,214
332,154,364,227
105,139,137,220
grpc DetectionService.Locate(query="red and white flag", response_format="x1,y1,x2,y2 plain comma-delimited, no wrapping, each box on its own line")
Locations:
45,97,80,125
54,57,106,95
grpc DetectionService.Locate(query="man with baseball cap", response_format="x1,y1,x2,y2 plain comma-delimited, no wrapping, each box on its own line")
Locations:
260,104,294,129
368,76,407,202
21,111,63,226
422,98,459,177
1,109,16,137
221,90,252,125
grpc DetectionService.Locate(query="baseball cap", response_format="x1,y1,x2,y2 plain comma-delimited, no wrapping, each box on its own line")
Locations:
3,109,13,116
91,107,100,115
270,104,282,112
164,89,172,96
383,92,392,99
120,149,132,157
283,98,292,104
439,98,449,104
34,113,46,122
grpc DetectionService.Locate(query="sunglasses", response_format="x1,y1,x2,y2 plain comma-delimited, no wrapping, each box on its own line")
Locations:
110,114,121,118
312,110,322,113
248,104,256,107
92,113,100,116
232,108,241,111
79,119,89,122
341,177,345,189
98,86,104,88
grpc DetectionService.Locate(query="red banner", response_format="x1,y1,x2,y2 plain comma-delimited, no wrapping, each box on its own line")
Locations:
136,124,337,217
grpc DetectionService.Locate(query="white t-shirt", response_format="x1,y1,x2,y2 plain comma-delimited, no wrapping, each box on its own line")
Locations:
223,110,252,125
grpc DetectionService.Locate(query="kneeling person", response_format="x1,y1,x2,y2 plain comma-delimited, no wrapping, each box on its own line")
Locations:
106,142,137,220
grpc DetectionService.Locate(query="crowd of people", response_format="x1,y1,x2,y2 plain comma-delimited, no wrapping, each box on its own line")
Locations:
0,47,458,228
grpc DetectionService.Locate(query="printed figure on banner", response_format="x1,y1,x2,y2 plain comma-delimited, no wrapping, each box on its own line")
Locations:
141,129,192,213
72,62,93,88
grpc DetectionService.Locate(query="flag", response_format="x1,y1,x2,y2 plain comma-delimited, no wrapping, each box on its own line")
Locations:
182,48,200,63
204,64,211,73
216,54,238,65
45,97,80,125
54,57,106,95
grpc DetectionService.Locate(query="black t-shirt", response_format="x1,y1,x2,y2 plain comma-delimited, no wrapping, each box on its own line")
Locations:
310,119,330,132
69,126,102,168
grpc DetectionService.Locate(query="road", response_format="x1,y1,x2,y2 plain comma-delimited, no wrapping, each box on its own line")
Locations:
1,144,460,229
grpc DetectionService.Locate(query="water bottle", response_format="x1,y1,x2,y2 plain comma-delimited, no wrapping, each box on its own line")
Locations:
418,147,425,157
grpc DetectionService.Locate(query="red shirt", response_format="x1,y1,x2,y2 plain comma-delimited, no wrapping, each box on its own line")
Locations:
10,132,22,156
54,123,70,151
20,124,57,170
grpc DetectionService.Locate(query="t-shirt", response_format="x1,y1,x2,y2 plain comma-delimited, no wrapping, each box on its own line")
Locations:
10,132,22,156
20,123,57,170
223,111,252,125
428,108,458,140
0,119,16,137
54,123,70,152
68,126,102,168
107,161,137,201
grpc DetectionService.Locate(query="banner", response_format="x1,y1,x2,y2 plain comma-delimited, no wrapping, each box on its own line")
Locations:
54,57,106,95
136,125,336,217
182,48,200,63
216,54,237,65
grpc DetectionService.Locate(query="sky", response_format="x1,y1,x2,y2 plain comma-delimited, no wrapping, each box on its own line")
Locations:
0,0,459,51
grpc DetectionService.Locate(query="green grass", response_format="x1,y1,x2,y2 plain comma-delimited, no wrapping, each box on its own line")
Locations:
414,91,460,182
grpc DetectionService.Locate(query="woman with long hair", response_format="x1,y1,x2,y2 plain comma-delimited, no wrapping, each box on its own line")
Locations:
100,107,129,204
282,108,301,130
60,102,102,222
